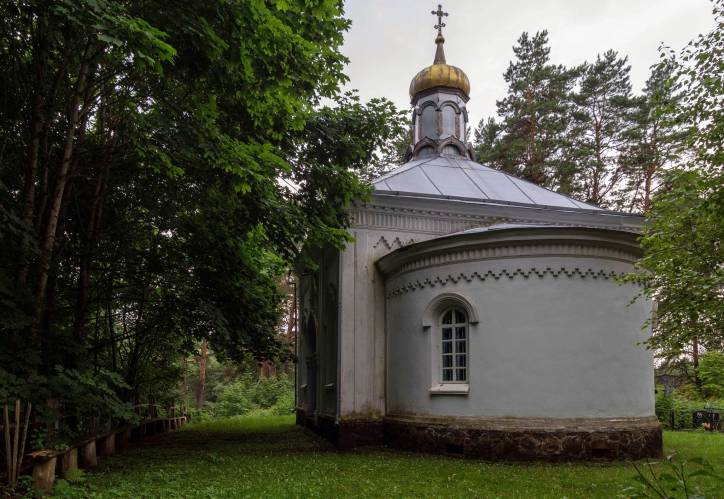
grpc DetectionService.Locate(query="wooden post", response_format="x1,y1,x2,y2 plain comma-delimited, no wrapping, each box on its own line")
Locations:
115,429,130,451
99,433,115,457
58,448,78,477
80,440,97,468
3,404,12,483
32,456,57,495
12,400,20,483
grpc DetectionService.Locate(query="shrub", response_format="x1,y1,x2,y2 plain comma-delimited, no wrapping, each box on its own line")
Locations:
211,373,293,418
656,384,724,429
699,351,724,399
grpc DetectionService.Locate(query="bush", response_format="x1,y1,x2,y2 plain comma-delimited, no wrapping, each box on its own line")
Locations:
210,373,293,418
700,351,724,399
656,384,724,429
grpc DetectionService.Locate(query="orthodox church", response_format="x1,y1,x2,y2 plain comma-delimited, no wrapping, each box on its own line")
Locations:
296,7,661,460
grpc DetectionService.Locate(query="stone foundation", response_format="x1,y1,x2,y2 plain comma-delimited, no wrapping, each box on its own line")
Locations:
296,409,383,449
297,410,661,460
384,414,662,460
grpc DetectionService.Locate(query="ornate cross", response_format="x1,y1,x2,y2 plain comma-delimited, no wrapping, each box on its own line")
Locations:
431,4,448,35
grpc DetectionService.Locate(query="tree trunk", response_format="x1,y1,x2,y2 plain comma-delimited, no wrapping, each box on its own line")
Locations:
196,339,208,408
18,13,48,285
642,163,655,212
35,58,91,316
692,335,701,389
73,145,112,340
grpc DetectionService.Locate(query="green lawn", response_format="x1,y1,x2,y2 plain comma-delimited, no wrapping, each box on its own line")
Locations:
56,416,724,498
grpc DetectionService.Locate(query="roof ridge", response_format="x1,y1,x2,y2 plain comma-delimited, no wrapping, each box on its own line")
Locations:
372,157,436,184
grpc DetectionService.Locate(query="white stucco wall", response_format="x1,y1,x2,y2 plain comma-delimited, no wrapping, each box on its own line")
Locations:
306,193,648,423
382,229,655,420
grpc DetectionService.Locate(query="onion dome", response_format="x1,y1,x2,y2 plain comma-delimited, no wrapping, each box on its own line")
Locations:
409,33,470,100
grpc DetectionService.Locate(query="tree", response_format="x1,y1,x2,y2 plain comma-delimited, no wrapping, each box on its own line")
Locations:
568,50,637,208
473,117,502,167
0,0,403,432
631,0,724,369
620,60,685,212
699,351,724,399
476,31,575,188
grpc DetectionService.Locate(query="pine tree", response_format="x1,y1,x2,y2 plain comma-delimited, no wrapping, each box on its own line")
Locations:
620,60,685,212
484,31,575,187
473,117,501,166
569,50,637,208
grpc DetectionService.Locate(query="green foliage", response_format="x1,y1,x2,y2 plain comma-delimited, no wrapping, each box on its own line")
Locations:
0,0,403,437
476,31,576,188
0,475,40,498
632,167,724,358
655,385,724,430
54,469,86,498
568,50,637,207
699,351,724,399
211,373,294,418
625,1,723,361
472,26,688,210
624,454,723,498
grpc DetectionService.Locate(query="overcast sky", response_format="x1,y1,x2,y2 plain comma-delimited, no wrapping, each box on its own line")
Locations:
340,0,716,127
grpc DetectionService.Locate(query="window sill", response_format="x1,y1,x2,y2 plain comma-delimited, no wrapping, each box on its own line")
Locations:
429,384,469,396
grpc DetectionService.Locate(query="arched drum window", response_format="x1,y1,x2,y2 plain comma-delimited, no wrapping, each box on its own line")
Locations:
441,106,456,138
420,105,438,139
441,308,467,382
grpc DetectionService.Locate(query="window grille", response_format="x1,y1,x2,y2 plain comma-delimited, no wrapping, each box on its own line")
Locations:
441,308,467,382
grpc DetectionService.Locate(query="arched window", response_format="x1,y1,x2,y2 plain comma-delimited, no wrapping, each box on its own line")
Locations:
441,106,456,138
441,308,467,382
442,144,462,156
420,105,438,139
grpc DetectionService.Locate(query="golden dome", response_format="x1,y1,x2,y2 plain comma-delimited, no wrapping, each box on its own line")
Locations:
409,34,470,99
409,64,470,99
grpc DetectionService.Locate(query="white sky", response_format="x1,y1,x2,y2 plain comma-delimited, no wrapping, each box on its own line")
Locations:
341,0,716,127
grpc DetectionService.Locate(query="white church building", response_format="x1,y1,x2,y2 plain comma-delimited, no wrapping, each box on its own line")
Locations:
296,10,661,460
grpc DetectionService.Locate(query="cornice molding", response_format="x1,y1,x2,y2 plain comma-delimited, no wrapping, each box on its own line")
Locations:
377,226,642,278
391,241,639,278
353,204,507,234
351,202,642,235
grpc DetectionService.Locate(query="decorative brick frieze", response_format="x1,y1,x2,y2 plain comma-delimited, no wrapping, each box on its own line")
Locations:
387,267,636,298
372,236,418,251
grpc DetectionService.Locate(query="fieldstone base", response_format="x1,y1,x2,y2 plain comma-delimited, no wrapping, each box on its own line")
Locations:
384,414,662,460
297,409,661,460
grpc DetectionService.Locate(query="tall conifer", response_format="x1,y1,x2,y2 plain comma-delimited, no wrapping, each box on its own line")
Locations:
621,60,685,212
569,50,637,208
475,31,575,189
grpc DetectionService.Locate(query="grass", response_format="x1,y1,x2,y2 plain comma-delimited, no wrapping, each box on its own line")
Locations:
55,416,724,498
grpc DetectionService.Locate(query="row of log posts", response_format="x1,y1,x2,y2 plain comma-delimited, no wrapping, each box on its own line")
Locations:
3,401,187,494
3,401,32,487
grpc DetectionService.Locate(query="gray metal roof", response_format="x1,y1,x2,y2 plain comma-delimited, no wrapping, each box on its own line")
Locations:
373,155,603,211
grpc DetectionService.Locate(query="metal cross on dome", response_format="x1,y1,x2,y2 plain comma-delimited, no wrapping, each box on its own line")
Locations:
432,4,448,35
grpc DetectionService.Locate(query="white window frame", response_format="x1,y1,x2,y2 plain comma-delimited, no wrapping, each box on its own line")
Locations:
440,307,468,385
423,293,477,396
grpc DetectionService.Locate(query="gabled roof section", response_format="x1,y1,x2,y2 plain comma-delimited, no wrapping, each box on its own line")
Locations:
373,155,604,212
